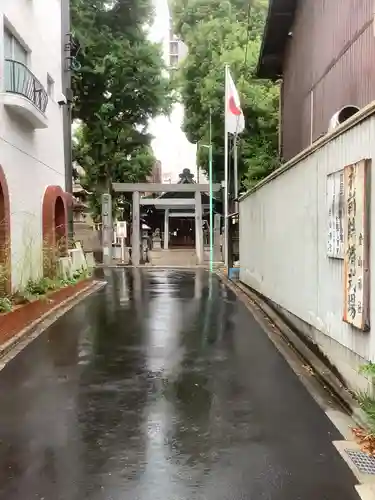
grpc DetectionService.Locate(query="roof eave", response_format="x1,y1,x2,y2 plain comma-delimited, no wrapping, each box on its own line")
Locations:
256,0,298,80
255,0,277,78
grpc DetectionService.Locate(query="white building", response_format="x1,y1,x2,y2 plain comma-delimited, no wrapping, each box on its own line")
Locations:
0,0,68,292
168,19,187,69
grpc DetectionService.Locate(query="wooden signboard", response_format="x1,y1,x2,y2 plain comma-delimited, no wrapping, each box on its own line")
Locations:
343,159,371,331
327,170,345,259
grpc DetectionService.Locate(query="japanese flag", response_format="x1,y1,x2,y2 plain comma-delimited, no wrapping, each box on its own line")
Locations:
225,67,245,135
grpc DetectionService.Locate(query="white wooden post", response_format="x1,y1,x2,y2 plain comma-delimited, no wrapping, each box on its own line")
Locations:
102,193,112,265
214,213,221,262
132,191,140,266
195,191,203,264
164,208,169,250
121,237,125,263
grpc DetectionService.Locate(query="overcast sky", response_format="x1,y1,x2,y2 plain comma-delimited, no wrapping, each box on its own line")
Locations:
148,0,198,183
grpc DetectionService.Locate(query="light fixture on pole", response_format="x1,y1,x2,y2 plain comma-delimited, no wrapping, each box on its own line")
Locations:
199,143,213,272
199,109,213,272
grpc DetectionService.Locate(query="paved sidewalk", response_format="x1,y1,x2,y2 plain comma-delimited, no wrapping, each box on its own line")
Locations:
149,248,209,266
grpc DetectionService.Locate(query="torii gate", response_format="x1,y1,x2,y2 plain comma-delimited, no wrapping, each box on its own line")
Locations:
102,182,221,266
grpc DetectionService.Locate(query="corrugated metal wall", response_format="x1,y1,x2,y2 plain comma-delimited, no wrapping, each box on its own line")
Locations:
282,0,375,160
239,112,375,380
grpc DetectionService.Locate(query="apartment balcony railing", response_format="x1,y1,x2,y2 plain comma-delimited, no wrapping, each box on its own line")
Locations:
5,59,48,114
1,59,48,129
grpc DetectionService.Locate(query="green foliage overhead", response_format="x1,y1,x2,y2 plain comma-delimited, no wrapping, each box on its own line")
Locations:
172,0,279,190
71,0,171,220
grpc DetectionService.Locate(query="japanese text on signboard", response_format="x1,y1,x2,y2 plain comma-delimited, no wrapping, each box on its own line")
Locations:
327,170,345,259
343,160,370,331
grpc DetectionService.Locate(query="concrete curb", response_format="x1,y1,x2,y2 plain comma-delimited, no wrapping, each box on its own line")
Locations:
0,280,106,366
216,270,370,431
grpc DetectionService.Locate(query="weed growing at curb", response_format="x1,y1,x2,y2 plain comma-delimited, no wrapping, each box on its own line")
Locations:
351,362,375,455
0,297,12,313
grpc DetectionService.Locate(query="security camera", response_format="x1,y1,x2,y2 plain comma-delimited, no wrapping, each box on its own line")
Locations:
57,93,67,106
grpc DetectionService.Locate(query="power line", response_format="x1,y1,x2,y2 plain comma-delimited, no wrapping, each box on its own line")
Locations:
0,136,64,178
243,0,253,69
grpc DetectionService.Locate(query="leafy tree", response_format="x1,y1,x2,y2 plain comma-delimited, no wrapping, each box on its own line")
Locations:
171,0,279,191
71,0,171,220
73,123,156,222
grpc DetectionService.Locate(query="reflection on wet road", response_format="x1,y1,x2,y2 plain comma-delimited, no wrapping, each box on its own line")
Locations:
0,270,357,499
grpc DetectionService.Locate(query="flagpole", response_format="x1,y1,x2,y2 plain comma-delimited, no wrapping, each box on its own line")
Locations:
233,133,238,211
224,64,229,269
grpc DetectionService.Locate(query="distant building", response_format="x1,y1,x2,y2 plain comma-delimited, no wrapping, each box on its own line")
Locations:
168,18,187,69
147,160,162,184
144,160,162,197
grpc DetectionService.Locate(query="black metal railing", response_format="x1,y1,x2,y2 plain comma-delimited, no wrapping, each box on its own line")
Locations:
5,59,48,114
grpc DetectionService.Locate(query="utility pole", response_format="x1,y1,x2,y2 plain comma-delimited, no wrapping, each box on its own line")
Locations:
61,0,74,241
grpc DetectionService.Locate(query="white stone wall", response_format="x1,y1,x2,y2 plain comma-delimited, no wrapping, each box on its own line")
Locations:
0,0,65,289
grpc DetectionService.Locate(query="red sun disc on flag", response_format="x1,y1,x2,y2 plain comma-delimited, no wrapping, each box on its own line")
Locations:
229,96,241,116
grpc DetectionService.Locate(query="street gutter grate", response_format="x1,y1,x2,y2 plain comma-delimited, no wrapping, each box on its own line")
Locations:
345,449,375,474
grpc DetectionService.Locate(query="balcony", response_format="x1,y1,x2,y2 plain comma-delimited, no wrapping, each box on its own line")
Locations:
1,59,48,129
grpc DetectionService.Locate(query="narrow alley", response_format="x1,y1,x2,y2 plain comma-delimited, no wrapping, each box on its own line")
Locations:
0,270,358,500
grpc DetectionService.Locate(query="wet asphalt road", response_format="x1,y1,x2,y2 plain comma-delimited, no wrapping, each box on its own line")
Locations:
0,269,358,500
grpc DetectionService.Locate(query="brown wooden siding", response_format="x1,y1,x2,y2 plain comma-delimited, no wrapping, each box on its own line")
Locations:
282,0,375,161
